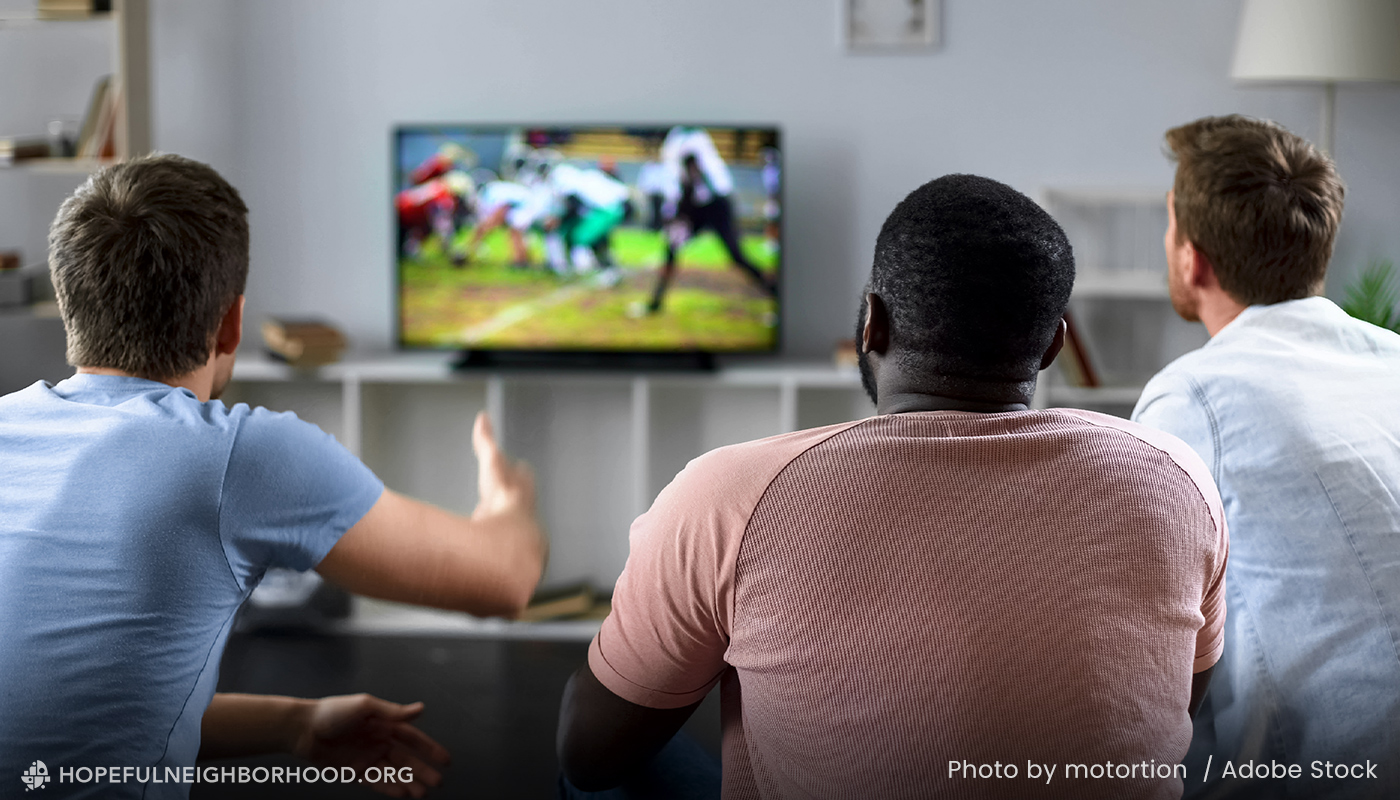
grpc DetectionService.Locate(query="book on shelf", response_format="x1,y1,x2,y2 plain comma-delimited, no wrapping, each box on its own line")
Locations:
517,584,602,623
261,317,347,366
833,339,858,369
73,75,112,158
77,79,120,160
36,0,112,19
0,136,51,166
1057,310,1100,388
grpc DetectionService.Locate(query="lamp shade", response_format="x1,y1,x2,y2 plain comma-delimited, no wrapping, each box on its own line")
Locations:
1232,0,1400,83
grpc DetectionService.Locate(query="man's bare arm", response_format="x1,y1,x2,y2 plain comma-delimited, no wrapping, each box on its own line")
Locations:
556,662,703,791
317,413,547,618
200,693,450,798
1190,666,1213,720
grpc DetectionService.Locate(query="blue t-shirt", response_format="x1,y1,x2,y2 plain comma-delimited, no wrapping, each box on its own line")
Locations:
0,374,383,798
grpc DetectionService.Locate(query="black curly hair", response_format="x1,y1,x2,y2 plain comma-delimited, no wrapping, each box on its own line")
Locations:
861,174,1075,384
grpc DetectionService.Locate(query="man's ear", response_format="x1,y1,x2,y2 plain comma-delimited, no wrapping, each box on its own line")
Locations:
1040,317,1067,370
214,296,244,356
1188,244,1219,290
862,292,891,356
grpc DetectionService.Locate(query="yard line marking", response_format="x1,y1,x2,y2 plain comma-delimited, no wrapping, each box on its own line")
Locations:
460,285,587,343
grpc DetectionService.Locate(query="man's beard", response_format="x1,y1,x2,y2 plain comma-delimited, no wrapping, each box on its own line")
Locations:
1167,266,1201,323
855,298,877,406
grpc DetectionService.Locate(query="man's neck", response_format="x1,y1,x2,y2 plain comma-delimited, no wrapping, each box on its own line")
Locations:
875,372,1036,415
1200,300,1247,338
77,364,217,402
1193,283,1258,338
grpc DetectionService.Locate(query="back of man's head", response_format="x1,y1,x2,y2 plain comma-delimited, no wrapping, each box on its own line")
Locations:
870,174,1074,383
50,154,249,381
1166,115,1344,305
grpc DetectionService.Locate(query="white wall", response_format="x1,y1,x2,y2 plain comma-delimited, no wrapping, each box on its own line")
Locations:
6,1,1397,357
141,0,1400,358
7,0,1399,588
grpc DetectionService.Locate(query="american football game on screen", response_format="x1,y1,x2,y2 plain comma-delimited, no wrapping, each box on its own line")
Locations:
395,124,781,353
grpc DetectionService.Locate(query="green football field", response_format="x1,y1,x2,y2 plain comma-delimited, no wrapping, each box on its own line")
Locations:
400,226,779,351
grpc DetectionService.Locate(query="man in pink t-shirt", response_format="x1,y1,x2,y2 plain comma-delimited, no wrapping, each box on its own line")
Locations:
558,174,1228,799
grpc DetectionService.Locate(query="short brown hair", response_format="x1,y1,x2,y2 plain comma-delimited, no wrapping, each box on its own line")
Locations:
49,154,249,380
1165,115,1344,305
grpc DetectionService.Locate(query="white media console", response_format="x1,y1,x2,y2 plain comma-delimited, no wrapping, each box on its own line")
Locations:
227,352,875,637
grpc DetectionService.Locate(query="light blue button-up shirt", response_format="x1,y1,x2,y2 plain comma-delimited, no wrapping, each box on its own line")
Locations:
1133,297,1400,799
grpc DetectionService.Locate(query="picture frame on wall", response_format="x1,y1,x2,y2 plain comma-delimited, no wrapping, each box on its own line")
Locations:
844,0,941,52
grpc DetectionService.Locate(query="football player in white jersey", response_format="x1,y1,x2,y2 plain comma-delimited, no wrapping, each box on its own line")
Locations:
544,163,630,285
647,127,775,313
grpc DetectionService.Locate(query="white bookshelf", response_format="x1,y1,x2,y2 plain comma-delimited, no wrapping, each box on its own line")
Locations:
1,0,149,313
228,353,874,591
0,0,150,162
227,353,874,637
1039,188,1207,414
1073,270,1168,300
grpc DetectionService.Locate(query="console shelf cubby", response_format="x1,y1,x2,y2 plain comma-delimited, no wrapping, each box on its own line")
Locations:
226,353,874,636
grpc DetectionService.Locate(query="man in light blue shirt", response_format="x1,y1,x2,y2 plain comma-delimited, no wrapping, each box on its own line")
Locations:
1133,115,1400,799
0,155,547,798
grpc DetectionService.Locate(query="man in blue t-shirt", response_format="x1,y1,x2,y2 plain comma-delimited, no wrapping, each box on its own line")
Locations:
0,155,548,798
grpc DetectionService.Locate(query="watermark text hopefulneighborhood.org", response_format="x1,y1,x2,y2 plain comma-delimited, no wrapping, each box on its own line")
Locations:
40,764,415,788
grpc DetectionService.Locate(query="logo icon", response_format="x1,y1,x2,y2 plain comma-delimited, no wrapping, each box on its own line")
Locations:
21,761,48,791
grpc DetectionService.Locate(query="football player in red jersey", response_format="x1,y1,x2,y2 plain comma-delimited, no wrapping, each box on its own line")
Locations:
408,142,476,186
396,171,474,265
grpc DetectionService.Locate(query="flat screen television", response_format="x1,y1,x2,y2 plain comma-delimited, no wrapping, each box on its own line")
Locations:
394,124,781,364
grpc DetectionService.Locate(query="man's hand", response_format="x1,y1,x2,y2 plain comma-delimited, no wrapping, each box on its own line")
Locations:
471,412,534,521
201,693,450,798
291,694,450,799
317,411,547,617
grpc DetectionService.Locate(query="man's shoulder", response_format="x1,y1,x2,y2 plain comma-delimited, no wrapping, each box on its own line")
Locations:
1141,299,1400,412
1134,337,1248,423
0,378,244,442
220,403,354,469
667,419,868,510
686,419,868,479
1144,341,1231,389
1056,408,1210,468
1054,408,1225,521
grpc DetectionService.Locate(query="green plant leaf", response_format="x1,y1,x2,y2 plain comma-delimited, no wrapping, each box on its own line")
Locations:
1341,259,1400,333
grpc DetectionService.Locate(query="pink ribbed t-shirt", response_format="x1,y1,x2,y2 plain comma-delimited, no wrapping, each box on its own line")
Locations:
590,409,1227,799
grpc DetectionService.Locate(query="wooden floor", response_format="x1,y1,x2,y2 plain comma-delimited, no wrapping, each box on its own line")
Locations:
199,631,721,799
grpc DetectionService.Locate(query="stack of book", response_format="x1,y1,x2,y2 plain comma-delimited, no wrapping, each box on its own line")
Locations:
74,75,118,160
518,584,610,623
0,137,50,166
36,0,111,20
261,318,347,367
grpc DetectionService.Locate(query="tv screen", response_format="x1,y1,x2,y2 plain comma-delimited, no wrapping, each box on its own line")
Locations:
394,124,781,355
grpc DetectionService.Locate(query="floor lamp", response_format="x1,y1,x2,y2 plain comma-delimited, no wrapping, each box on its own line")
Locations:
1232,0,1400,155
